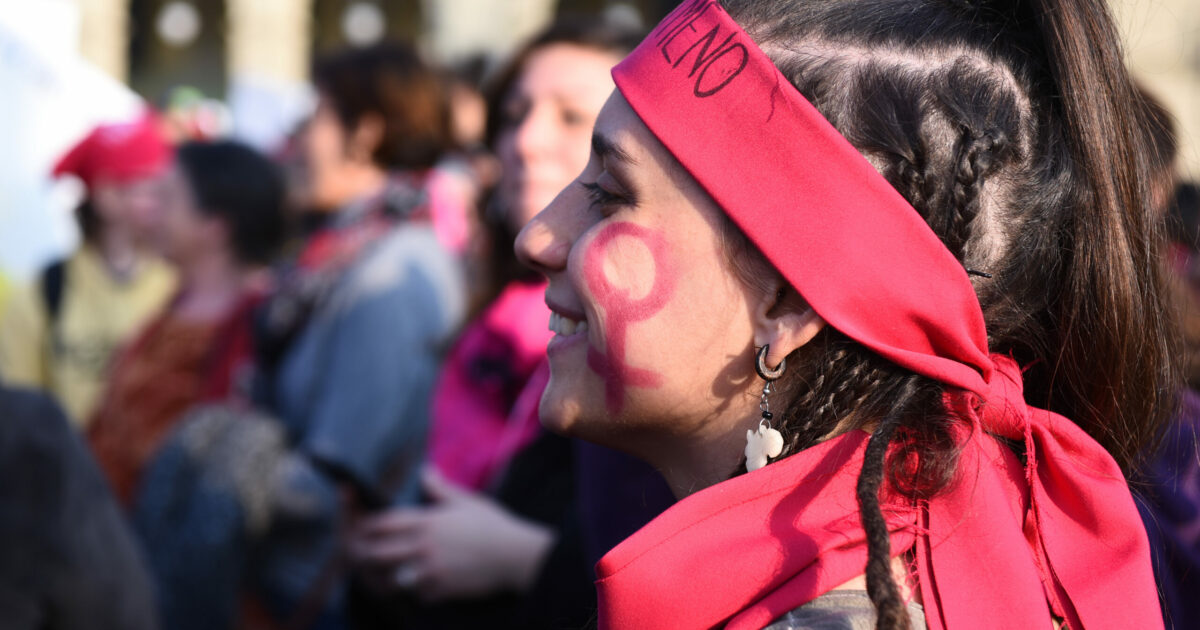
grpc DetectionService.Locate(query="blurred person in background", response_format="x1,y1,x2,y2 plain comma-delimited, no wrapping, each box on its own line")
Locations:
1137,85,1200,630
0,113,176,426
86,140,286,506
346,19,673,630
0,380,157,630
0,272,10,319
422,58,494,266
143,42,464,630
123,43,463,630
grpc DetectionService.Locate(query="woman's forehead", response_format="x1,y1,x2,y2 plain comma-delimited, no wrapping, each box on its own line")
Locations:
594,92,693,184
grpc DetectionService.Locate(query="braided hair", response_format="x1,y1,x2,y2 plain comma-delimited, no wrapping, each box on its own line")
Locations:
719,0,1179,627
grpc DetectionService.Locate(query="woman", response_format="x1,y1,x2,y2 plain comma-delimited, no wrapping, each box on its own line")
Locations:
515,0,1175,628
0,113,175,426
87,140,286,506
249,42,465,629
346,20,672,629
430,19,642,494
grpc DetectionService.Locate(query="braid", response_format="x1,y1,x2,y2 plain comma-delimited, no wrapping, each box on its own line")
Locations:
946,130,1006,257
857,406,912,630
768,336,893,461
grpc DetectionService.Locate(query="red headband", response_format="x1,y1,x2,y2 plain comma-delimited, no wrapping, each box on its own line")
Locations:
612,0,992,395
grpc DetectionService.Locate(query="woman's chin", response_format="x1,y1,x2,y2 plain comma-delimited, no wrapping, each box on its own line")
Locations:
536,386,586,437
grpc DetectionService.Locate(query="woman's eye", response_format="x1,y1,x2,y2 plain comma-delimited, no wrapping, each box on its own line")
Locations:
582,181,618,206
500,100,529,131
562,109,587,127
581,177,634,212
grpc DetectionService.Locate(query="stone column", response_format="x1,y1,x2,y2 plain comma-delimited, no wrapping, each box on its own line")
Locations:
420,0,557,66
77,0,130,81
225,0,311,84
224,0,314,149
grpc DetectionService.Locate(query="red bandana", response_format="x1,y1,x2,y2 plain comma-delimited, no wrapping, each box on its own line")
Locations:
599,1,1161,628
53,111,172,188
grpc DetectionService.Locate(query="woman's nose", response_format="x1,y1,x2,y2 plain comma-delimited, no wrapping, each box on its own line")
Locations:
513,105,556,163
515,197,573,276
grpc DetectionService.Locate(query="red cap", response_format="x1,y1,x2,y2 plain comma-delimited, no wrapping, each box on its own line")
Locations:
52,112,172,189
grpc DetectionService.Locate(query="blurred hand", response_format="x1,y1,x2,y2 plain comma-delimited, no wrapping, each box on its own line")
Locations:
346,467,555,603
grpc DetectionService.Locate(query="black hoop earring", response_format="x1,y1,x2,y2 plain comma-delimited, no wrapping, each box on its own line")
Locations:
755,344,786,381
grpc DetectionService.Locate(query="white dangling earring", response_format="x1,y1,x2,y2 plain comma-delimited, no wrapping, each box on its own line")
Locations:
745,345,785,472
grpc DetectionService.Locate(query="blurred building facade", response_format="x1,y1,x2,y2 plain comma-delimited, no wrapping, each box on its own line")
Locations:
71,0,673,149
65,0,1200,176
1112,0,1200,180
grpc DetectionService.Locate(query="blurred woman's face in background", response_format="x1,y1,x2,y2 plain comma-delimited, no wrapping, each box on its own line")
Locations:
296,96,383,212
151,164,234,270
91,174,168,247
495,43,620,233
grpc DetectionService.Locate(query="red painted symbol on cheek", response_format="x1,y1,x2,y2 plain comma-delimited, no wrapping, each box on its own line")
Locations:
584,222,677,413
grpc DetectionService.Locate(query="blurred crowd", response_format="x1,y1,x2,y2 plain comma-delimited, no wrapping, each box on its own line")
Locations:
0,7,1196,630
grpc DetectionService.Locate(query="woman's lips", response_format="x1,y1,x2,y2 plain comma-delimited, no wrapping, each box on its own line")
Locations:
549,311,589,336
545,299,590,352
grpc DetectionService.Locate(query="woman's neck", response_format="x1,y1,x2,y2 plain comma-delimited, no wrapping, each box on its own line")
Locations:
174,254,246,322
94,227,142,281
646,415,760,499
649,412,866,499
323,165,389,215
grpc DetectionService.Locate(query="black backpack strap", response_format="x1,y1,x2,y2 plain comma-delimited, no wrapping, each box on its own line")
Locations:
41,259,67,322
40,260,67,354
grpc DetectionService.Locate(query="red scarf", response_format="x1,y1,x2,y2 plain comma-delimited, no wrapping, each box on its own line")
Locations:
596,359,1156,630
600,1,1161,627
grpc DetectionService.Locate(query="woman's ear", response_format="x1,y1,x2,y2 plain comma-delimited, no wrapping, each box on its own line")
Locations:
751,280,825,369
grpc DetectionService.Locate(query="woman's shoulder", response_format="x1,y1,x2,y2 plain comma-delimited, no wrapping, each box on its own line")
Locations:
329,223,465,325
351,224,461,293
762,590,926,630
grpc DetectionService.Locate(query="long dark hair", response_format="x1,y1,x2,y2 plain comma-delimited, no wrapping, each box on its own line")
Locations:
719,0,1179,627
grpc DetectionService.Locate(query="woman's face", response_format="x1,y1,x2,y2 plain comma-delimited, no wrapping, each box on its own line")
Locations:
495,43,619,232
515,92,763,457
297,96,375,212
91,174,168,245
151,164,219,268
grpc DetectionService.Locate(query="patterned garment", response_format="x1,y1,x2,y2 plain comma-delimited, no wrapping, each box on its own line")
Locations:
87,292,260,505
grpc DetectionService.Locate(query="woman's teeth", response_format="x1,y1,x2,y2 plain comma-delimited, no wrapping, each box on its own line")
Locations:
549,312,588,336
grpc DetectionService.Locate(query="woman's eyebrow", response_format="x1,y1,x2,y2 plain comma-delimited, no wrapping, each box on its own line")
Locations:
592,133,638,166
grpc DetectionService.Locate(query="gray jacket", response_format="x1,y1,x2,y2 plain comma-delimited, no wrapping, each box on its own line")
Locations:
259,220,465,625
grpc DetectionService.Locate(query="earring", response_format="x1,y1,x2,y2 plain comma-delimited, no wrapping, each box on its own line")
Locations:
755,343,786,380
745,345,785,471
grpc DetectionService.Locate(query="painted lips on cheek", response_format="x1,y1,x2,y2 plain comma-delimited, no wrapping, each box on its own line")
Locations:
584,222,678,413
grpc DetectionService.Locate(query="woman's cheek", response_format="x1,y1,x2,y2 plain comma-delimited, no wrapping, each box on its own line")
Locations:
583,221,679,413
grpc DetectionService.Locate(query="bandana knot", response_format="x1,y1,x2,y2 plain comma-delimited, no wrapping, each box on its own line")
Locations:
972,353,1033,441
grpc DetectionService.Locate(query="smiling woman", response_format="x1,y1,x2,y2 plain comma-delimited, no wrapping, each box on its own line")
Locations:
515,0,1178,628
341,18,667,630
523,89,825,491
